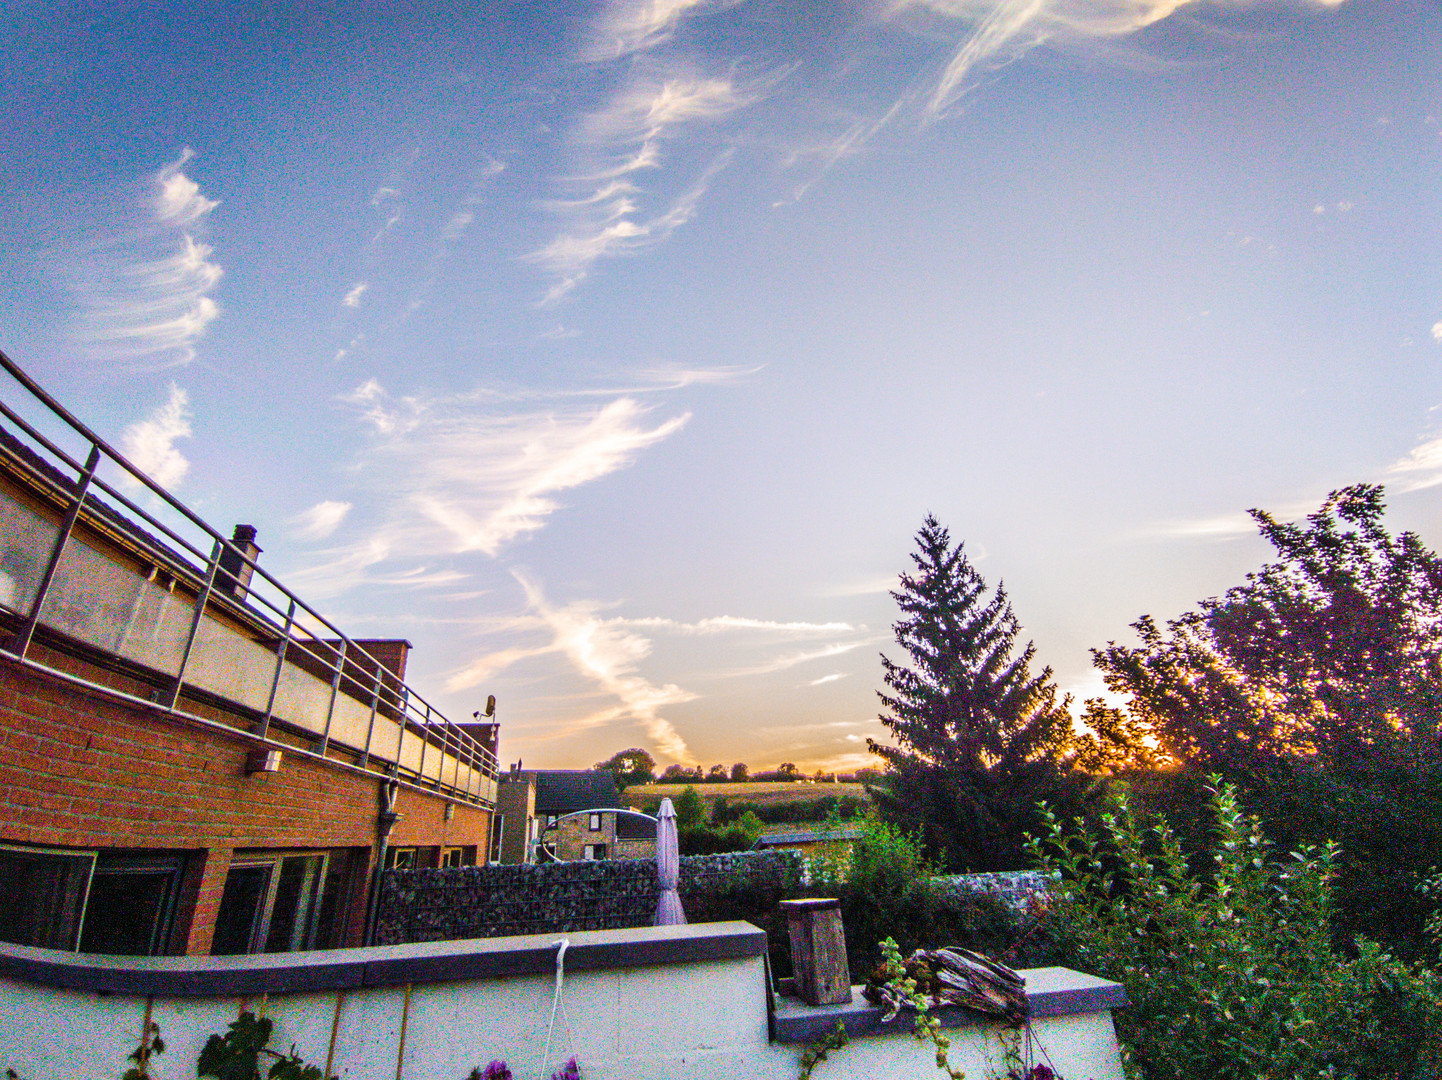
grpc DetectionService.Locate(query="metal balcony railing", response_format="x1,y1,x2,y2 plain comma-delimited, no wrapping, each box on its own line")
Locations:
0,349,497,806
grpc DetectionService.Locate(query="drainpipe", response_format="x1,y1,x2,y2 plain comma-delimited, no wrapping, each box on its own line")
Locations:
365,780,402,946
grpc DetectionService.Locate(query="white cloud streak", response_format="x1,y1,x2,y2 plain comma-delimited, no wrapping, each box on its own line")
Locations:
290,381,689,595
530,61,780,301
150,147,220,226
616,615,855,635
343,282,368,308
728,641,864,677
1384,434,1442,493
449,573,696,761
292,500,353,541
119,383,192,488
72,149,223,371
902,0,1346,117
582,0,734,59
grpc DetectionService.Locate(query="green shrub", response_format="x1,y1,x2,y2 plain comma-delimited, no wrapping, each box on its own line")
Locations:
1029,779,1442,1080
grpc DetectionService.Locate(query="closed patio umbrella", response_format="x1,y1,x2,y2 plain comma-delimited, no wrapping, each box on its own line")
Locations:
654,797,686,926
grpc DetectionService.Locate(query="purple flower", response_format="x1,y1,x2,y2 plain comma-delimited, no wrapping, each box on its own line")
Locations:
482,1062,513,1080
550,1057,581,1080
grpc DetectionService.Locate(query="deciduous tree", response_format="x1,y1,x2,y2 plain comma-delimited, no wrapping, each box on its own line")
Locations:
1094,485,1442,953
593,748,656,789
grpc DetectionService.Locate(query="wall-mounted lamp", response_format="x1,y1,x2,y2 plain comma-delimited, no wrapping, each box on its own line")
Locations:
246,749,282,775
444,801,456,822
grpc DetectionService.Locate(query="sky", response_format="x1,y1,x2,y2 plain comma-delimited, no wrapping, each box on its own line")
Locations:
2,0,1441,773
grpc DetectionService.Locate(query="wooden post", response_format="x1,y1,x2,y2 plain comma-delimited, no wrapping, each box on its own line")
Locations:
780,898,852,1005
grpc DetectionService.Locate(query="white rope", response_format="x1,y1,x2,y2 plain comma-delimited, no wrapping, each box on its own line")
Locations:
541,937,571,1078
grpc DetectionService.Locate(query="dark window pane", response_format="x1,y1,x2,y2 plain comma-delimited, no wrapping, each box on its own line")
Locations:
78,855,184,956
212,864,272,956
310,854,349,950
265,855,321,953
0,846,93,950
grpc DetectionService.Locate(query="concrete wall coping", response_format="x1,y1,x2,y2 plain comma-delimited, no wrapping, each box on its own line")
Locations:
0,921,768,998
772,966,1128,1044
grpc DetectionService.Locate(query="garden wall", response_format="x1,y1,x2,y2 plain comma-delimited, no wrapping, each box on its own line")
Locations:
374,850,804,944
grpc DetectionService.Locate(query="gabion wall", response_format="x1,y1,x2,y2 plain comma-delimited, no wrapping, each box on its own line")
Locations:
930,870,1049,915
374,849,805,944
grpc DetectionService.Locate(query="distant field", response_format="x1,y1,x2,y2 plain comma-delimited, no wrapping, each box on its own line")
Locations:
622,781,869,807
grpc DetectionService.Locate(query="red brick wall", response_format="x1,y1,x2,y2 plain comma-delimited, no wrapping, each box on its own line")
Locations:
0,658,491,952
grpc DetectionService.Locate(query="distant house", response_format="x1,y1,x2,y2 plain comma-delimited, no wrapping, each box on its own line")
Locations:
754,825,862,882
494,769,655,862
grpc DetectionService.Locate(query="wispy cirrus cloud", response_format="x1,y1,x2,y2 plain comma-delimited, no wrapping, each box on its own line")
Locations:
119,383,192,488
899,0,1346,118
1383,432,1442,493
292,500,353,541
529,62,780,302
581,0,737,60
616,615,855,635
448,572,697,761
725,641,867,678
443,579,869,763
289,379,690,595
71,148,222,371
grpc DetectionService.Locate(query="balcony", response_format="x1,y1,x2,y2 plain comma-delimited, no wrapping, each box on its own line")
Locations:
0,350,496,807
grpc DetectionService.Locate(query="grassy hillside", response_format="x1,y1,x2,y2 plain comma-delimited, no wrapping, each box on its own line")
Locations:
622,780,869,809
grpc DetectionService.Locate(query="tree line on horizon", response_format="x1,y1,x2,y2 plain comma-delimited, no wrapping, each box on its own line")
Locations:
591,749,880,789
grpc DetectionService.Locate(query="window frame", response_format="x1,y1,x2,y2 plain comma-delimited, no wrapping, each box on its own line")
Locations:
213,849,333,956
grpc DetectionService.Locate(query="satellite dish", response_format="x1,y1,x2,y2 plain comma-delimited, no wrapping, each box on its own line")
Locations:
485,694,496,717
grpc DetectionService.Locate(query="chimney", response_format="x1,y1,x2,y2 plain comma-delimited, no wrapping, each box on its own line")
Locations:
217,524,262,602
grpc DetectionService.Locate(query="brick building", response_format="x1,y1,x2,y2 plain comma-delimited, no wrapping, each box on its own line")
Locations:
0,352,500,956
494,769,655,862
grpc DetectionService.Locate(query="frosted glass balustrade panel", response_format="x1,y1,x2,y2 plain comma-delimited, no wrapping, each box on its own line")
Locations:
0,489,59,617
37,535,187,676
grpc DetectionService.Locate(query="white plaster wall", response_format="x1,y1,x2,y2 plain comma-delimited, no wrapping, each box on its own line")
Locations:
0,961,1124,1080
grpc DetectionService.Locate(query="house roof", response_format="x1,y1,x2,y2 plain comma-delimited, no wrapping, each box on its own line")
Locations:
533,770,622,816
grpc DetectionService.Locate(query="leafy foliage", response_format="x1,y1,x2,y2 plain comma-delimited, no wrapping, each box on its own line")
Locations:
593,748,656,789
797,1022,849,1080
1095,486,1442,777
122,1020,164,1080
1094,485,1442,954
1030,779,1442,1080
673,785,705,828
197,1011,333,1080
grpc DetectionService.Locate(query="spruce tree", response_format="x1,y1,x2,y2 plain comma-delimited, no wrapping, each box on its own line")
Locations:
870,515,1079,870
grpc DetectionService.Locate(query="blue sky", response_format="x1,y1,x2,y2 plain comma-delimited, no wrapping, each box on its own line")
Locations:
3,0,1440,771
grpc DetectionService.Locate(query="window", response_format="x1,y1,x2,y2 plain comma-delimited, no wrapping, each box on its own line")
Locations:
588,813,602,832
583,844,608,861
488,817,505,864
440,847,465,868
384,847,417,870
212,851,333,956
0,844,186,955
79,854,185,956
0,844,94,950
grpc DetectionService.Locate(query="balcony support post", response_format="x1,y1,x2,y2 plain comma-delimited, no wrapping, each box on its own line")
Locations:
258,598,296,741
320,638,347,757
167,538,224,711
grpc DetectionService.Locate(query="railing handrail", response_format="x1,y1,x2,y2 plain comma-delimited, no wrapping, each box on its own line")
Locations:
0,349,498,793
